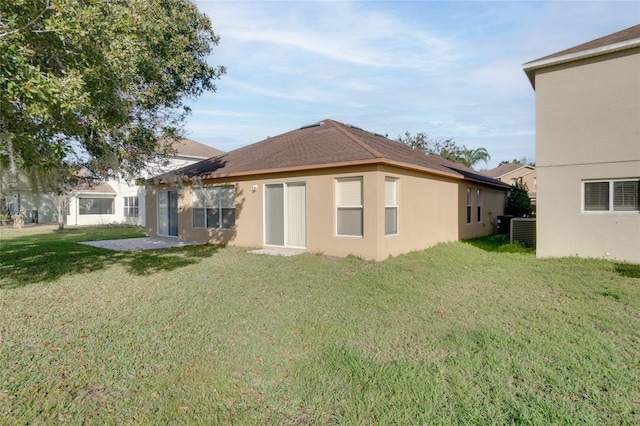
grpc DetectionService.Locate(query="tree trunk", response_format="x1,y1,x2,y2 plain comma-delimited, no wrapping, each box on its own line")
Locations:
56,200,65,230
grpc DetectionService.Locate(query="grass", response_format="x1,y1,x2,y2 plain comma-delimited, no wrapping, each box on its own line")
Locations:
1,226,639,424
463,233,536,254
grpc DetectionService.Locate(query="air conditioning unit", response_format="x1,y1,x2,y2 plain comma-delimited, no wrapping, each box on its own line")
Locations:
496,215,514,234
510,218,536,248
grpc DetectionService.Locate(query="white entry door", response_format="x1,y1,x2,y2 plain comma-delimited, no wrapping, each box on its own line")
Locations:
265,182,306,248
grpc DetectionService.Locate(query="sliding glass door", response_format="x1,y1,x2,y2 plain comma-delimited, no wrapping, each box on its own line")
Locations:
158,190,178,236
265,182,306,248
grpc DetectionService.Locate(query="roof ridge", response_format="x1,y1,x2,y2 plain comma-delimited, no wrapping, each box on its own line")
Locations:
325,119,385,158
485,163,530,176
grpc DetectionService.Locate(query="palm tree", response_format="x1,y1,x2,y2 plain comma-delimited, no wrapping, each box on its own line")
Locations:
460,147,491,168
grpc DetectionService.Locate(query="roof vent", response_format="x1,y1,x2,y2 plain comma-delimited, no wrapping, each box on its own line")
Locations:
300,121,323,130
347,124,363,131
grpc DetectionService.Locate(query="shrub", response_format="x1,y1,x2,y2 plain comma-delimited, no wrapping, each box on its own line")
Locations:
505,180,534,217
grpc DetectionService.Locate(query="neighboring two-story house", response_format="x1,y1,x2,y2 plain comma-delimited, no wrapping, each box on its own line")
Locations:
483,163,537,206
6,138,223,227
523,24,640,263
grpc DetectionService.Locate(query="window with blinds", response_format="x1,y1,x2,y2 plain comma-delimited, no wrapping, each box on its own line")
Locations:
265,182,306,248
584,182,609,211
192,186,236,229
614,180,639,211
336,177,363,236
385,177,397,235
584,179,639,212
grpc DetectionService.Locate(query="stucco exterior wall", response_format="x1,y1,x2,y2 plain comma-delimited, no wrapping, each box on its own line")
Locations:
373,165,460,260
534,47,640,263
146,164,507,260
66,180,146,226
537,163,640,262
457,184,507,240
67,195,117,226
10,192,57,223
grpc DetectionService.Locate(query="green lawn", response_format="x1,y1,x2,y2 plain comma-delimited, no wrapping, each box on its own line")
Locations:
1,226,639,424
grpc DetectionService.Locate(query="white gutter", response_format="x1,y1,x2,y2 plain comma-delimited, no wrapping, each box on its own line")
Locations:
523,37,640,88
76,192,116,196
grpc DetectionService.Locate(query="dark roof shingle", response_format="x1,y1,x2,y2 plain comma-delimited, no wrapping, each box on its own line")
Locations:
483,162,534,178
156,120,509,189
523,24,640,87
526,24,640,65
168,138,224,159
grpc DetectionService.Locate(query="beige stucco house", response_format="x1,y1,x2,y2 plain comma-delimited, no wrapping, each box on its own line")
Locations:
483,163,537,205
146,119,509,261
523,24,640,263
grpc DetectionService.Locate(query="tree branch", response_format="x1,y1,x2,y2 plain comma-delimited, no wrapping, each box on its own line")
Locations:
0,2,53,39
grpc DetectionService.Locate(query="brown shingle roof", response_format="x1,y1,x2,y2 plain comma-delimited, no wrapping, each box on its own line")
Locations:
74,182,116,194
483,163,533,178
523,24,640,87
169,138,224,159
526,24,640,64
156,120,509,189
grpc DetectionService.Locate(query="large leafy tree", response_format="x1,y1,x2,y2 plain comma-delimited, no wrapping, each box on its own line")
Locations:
396,131,430,150
397,131,490,169
0,0,225,192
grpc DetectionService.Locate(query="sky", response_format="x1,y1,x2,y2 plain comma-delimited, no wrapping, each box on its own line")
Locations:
187,1,639,169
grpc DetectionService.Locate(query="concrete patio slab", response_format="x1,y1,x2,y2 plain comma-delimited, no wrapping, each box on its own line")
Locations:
79,237,202,252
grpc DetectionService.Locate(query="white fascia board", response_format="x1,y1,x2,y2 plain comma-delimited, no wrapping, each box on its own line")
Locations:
75,192,117,196
523,38,640,73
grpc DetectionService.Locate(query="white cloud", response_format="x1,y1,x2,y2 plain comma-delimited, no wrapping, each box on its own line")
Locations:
225,78,339,104
191,0,639,168
205,1,455,70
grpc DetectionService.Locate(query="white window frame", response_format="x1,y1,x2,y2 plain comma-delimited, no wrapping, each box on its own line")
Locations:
123,196,139,218
385,177,398,236
192,186,236,229
582,179,640,213
78,197,115,215
336,177,363,237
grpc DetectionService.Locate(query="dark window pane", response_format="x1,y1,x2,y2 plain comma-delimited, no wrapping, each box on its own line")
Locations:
193,208,205,228
337,207,363,236
193,209,204,228
222,208,235,229
584,182,609,211
207,208,220,228
614,180,639,211
385,207,397,235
